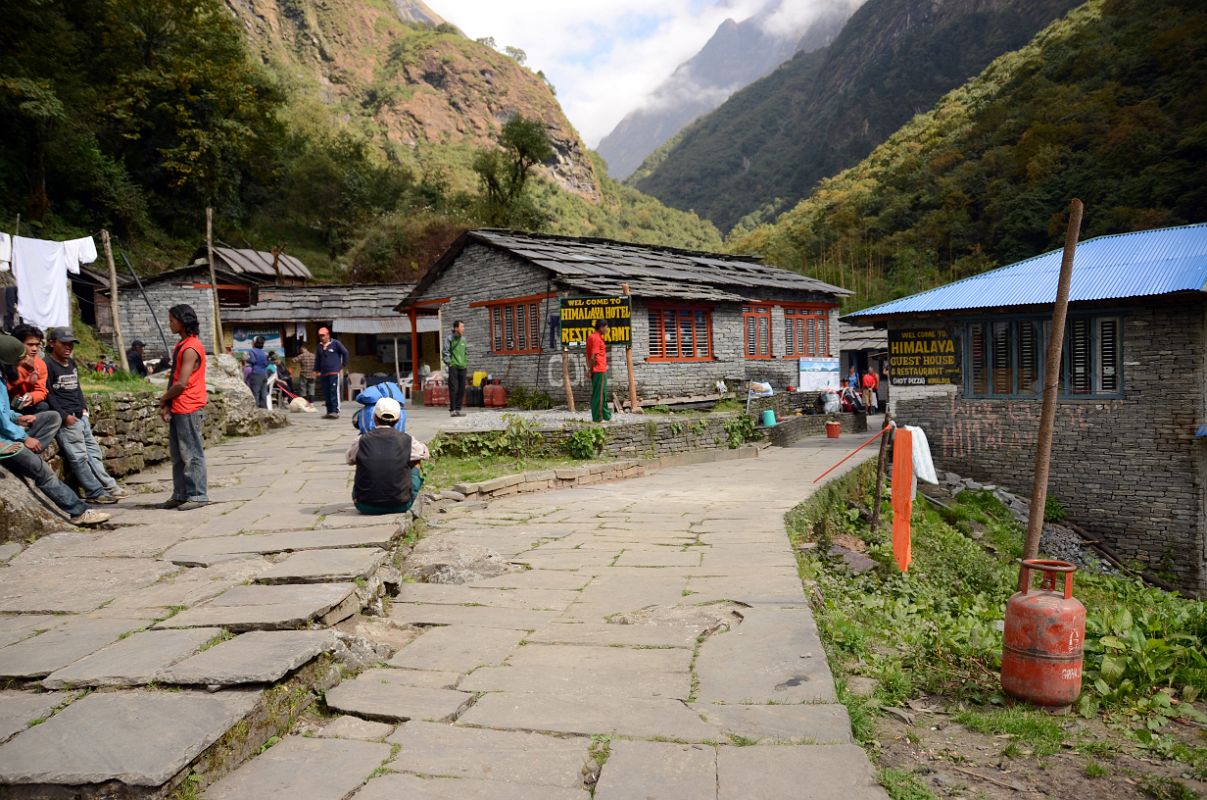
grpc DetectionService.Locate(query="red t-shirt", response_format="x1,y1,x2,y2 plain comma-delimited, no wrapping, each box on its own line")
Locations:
170,336,208,414
586,331,608,373
861,372,878,390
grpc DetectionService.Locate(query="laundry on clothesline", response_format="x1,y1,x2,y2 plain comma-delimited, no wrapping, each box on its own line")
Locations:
0,233,11,272
9,234,98,329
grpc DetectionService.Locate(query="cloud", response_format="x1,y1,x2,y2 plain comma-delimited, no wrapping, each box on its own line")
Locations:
757,0,865,38
438,0,768,146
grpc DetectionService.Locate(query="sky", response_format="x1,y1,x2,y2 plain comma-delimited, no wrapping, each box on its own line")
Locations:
440,0,768,146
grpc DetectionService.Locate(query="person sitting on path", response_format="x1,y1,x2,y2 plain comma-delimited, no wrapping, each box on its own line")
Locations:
587,319,612,423
5,323,50,412
0,333,108,526
345,397,428,515
314,327,348,419
246,336,269,409
157,304,209,511
442,320,468,417
45,327,129,504
126,340,148,378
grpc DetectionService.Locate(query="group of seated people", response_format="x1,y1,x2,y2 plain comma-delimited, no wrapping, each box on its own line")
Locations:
1,326,127,527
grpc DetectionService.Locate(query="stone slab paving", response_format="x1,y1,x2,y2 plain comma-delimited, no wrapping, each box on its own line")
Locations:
162,527,403,567
387,625,526,672
204,736,391,799
42,628,222,689
386,721,591,787
0,558,177,613
0,617,154,679
351,772,590,800
716,744,889,799
386,602,558,630
154,582,356,631
0,690,73,744
0,689,260,786
0,614,66,648
256,547,387,583
325,669,473,722
594,740,717,800
460,692,719,741
691,702,853,744
316,715,394,741
161,630,337,685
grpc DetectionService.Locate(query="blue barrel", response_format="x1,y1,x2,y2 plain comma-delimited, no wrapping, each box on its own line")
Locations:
761,409,777,427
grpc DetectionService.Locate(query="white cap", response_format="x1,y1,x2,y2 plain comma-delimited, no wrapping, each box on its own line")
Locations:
374,397,402,422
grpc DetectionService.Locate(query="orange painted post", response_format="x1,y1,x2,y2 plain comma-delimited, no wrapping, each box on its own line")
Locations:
890,427,913,572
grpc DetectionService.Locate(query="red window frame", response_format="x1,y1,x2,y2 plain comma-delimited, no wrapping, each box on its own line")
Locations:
486,298,544,355
647,305,713,362
743,305,773,359
783,305,833,358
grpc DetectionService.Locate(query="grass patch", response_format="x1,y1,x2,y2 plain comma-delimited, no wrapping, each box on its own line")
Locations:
878,767,938,800
1083,760,1108,778
422,454,594,492
80,370,156,394
954,707,1066,757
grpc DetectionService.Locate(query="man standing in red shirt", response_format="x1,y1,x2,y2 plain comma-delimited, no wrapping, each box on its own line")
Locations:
861,368,879,414
158,304,209,510
586,319,611,422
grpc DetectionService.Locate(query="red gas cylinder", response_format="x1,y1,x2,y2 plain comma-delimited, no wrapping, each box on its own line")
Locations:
484,383,508,408
1001,559,1086,707
425,382,448,407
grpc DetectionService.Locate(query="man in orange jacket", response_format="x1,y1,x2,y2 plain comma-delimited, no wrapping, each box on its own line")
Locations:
586,319,611,422
6,324,49,412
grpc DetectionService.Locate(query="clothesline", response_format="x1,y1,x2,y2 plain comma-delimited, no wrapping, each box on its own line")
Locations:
1,233,99,330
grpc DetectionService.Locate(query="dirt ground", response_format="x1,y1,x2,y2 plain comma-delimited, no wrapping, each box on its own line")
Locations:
874,695,1207,799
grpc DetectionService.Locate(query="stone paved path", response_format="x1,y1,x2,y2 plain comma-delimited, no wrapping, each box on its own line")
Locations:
0,407,885,799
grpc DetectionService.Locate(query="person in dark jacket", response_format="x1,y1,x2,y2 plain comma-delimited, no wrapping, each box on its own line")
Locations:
246,336,269,409
344,397,427,515
314,326,349,419
45,327,129,503
126,340,148,378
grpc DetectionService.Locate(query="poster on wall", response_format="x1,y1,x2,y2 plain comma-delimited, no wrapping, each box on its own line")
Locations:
888,328,959,386
798,357,840,391
558,296,632,347
231,326,284,356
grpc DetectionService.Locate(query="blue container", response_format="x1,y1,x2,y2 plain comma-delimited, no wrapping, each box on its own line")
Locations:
761,409,777,427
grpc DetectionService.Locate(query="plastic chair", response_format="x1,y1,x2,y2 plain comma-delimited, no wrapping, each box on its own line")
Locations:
345,372,367,401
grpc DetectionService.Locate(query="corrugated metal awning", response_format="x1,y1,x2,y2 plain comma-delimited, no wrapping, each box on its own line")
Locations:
333,317,441,334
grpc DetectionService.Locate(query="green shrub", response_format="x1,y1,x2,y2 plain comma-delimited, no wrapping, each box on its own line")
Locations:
429,414,545,459
722,414,758,448
564,426,606,460
1044,494,1067,523
508,385,554,410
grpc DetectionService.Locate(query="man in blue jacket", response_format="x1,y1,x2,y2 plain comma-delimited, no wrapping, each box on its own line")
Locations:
313,326,349,419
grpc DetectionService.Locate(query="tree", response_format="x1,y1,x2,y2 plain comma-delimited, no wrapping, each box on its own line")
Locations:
503,46,527,66
472,116,554,227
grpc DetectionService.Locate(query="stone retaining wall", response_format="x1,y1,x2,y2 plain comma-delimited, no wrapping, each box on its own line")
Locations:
765,412,869,447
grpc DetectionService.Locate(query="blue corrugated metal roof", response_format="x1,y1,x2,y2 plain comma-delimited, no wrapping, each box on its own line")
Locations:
846,223,1207,319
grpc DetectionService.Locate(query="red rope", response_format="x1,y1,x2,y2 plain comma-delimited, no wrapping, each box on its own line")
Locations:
812,424,892,483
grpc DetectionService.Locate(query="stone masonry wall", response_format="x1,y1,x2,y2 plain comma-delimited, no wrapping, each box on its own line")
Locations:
414,245,842,405
98,279,217,363
887,301,1207,596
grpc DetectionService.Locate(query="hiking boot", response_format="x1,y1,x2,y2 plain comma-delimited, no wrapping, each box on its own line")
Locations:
89,494,118,505
109,486,131,499
159,498,186,509
176,500,210,511
72,509,110,527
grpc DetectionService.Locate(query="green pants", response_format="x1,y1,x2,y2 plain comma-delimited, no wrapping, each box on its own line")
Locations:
355,471,424,515
591,371,611,422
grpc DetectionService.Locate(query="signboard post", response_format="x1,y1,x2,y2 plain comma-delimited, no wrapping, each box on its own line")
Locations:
888,328,960,386
621,284,638,412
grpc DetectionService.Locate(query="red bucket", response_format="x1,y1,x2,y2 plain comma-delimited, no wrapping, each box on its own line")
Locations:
825,421,841,438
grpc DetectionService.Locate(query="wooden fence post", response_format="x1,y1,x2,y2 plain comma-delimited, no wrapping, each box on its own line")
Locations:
101,230,129,372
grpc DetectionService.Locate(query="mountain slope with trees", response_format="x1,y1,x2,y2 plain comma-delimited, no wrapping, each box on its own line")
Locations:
733,0,1207,309
0,0,719,283
633,0,1081,232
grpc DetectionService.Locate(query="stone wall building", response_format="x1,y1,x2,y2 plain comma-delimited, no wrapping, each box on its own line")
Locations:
396,230,849,405
846,223,1207,596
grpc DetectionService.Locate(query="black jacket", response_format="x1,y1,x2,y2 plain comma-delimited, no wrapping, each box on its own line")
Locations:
353,427,413,508
126,349,148,377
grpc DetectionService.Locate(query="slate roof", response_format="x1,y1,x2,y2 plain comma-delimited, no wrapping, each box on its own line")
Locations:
189,246,312,282
223,284,415,323
838,322,887,351
847,223,1207,321
399,229,849,308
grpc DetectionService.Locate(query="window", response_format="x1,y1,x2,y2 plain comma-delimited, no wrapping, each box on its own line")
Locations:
784,307,831,357
964,315,1122,399
743,306,772,358
648,307,712,361
355,334,376,356
488,299,543,355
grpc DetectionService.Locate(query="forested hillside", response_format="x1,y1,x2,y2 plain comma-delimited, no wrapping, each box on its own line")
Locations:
634,0,1079,232
0,0,719,282
733,0,1207,310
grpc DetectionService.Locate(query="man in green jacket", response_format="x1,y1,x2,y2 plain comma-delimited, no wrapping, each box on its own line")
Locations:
442,320,468,417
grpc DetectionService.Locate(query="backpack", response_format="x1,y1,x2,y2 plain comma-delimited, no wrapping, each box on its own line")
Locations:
353,382,408,433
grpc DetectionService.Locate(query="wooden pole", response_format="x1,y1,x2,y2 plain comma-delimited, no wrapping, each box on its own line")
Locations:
562,348,575,412
101,230,129,372
408,309,420,403
621,282,638,412
205,207,222,355
1020,199,1084,576
870,413,892,531
392,335,401,384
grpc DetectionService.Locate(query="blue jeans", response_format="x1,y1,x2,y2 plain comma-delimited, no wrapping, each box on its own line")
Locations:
23,410,61,446
56,415,118,499
169,410,208,502
1,446,87,517
248,371,268,409
321,374,340,415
